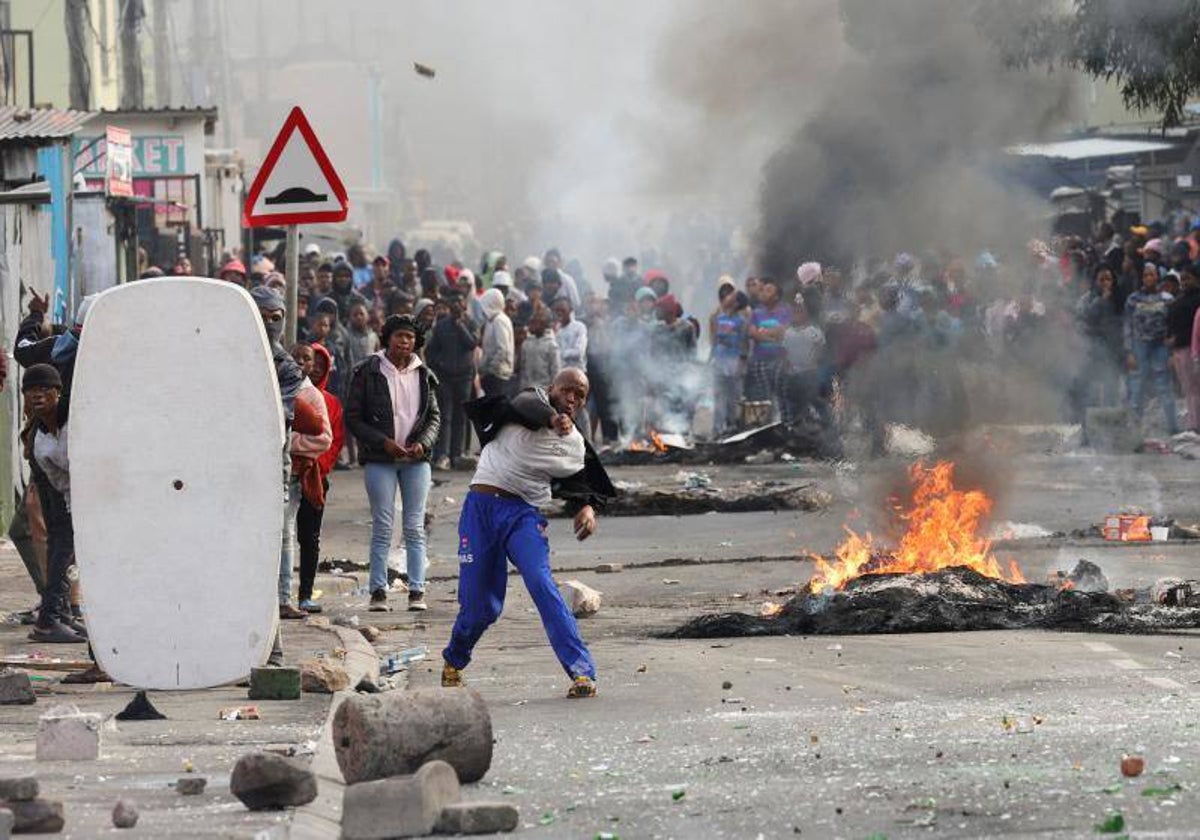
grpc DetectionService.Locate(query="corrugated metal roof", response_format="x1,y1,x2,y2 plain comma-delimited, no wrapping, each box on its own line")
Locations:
1007,137,1180,160
0,105,94,141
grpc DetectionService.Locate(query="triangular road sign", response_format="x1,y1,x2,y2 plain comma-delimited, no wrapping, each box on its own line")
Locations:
243,106,349,227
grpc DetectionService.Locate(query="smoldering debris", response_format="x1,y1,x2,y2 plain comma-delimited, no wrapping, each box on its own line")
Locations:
549,479,830,519
602,421,842,467
667,563,1200,639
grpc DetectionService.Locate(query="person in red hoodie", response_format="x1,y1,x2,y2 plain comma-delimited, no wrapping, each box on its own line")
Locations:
290,342,344,613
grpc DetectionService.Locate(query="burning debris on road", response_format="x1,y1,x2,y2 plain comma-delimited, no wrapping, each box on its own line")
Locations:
549,477,830,518
669,461,1200,638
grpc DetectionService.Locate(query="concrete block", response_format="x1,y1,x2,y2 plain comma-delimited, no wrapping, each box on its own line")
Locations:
342,760,460,840
9,799,63,834
230,752,317,810
111,799,138,828
299,659,350,694
435,801,519,834
36,704,100,761
248,667,301,701
0,670,35,706
333,688,493,785
0,777,37,802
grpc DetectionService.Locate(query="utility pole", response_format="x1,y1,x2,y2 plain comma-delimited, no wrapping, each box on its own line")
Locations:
152,0,170,106
119,0,146,109
65,0,90,109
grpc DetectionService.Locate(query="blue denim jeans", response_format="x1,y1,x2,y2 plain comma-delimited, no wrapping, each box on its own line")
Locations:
1128,341,1178,435
364,461,432,594
278,478,301,605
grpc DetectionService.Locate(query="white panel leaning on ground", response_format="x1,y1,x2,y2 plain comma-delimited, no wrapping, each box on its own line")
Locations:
70,277,286,689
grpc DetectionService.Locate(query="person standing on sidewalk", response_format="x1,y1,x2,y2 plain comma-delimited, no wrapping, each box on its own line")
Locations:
426,290,478,470
289,343,343,613
442,368,616,699
346,315,441,612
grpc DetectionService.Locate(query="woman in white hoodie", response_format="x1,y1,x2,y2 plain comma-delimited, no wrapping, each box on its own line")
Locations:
478,287,515,397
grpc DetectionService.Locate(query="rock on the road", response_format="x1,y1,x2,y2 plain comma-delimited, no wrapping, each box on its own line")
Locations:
36,704,100,761
0,777,37,802
342,760,460,840
434,801,519,835
333,688,493,785
300,659,350,694
8,799,63,833
230,752,317,811
0,670,35,706
111,799,138,828
560,580,602,617
176,776,207,795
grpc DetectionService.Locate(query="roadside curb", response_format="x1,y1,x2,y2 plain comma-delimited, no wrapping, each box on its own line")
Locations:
287,625,380,839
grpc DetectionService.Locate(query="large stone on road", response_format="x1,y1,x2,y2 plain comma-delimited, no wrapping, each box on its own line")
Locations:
0,777,37,802
230,752,317,811
9,799,63,834
341,760,460,840
435,801,519,834
36,704,101,761
333,688,493,785
0,670,35,706
299,659,350,694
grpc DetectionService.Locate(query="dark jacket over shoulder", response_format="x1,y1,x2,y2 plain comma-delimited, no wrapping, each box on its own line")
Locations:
465,387,617,514
426,314,479,380
346,356,441,463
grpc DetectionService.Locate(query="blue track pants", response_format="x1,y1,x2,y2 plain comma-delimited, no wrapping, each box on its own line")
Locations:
442,491,596,679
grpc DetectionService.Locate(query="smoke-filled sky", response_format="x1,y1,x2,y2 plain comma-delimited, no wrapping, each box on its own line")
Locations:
186,0,1076,283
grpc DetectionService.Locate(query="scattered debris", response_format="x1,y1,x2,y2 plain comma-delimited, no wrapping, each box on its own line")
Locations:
334,615,362,629
111,799,138,829
248,667,301,701
572,481,828,518
1094,812,1125,834
759,602,783,618
636,664,647,673
435,801,520,835
342,760,459,839
300,659,351,694
115,690,166,721
359,625,381,643
721,681,733,690
37,703,101,761
672,789,686,802
1121,755,1145,778
595,563,624,574
668,565,1200,638
333,687,493,785
218,706,261,721
662,579,681,586
676,471,712,490
0,669,35,706
1103,514,1151,542
230,752,318,810
561,581,602,617
176,776,207,795
382,647,429,675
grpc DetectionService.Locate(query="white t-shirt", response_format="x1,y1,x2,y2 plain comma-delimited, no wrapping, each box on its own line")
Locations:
472,423,585,507
34,424,71,508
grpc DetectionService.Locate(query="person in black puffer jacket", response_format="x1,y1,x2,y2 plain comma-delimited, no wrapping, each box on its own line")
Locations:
346,315,441,612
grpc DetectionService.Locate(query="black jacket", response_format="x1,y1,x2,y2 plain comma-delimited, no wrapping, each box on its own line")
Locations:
465,388,617,514
346,355,441,463
426,314,479,380
14,312,74,422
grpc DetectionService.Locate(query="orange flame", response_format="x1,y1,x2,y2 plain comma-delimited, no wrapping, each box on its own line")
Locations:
807,461,1025,594
628,428,668,454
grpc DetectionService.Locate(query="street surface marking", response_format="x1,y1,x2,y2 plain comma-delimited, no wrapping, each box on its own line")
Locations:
1083,642,1120,653
1142,676,1185,690
1110,659,1145,671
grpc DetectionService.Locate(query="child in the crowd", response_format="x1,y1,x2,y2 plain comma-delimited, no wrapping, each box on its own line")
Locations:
782,296,830,426
520,307,561,390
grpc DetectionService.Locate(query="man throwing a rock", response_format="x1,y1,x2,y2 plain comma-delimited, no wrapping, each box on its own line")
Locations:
442,368,615,698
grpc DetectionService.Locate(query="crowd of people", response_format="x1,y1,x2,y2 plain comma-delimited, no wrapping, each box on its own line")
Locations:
8,215,1200,692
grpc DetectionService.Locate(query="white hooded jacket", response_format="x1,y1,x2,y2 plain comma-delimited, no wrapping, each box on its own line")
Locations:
478,288,514,380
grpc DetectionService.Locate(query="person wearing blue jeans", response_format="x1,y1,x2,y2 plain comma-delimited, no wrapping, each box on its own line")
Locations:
442,369,616,699
346,314,441,611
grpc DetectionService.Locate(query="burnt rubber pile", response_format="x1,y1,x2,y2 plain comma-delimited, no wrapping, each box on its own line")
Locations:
668,564,1200,638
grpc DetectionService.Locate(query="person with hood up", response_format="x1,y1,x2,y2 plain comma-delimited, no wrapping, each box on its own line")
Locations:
427,291,479,470
330,262,367,327
479,288,515,397
1125,262,1178,435
290,342,343,613
520,307,561,390
346,315,441,612
386,239,407,288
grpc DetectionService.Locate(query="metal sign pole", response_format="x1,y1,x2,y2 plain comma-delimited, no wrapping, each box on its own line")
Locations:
285,224,299,346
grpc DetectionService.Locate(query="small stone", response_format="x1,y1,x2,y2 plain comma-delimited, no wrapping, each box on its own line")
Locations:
36,704,101,761
303,616,331,630
111,799,138,829
722,681,733,690
0,776,38,802
559,580,601,618
1121,755,1145,777
176,776,207,795
342,760,461,839
435,801,519,834
230,752,317,811
300,660,350,694
9,799,63,834
359,625,381,643
248,667,301,701
594,563,623,574
0,670,35,706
